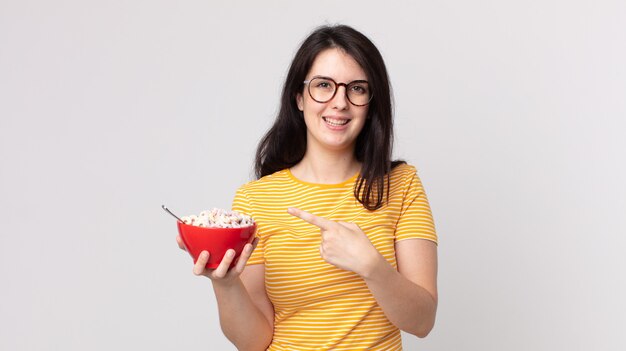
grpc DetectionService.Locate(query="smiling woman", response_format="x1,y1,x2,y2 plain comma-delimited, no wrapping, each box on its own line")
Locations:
256,25,398,211
296,48,370,160
177,24,438,351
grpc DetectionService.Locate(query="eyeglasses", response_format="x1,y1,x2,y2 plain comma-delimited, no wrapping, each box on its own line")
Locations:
303,76,372,106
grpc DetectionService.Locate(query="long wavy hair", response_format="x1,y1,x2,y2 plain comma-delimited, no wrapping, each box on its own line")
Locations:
255,24,403,210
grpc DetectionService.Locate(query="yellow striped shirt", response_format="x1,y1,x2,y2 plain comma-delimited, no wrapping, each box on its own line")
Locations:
231,163,437,350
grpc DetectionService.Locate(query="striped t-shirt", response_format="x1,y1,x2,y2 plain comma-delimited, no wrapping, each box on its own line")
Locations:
231,163,437,350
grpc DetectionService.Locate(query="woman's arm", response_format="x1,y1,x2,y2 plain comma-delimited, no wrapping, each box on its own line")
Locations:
178,237,274,350
286,208,438,337
361,238,438,337
211,263,274,350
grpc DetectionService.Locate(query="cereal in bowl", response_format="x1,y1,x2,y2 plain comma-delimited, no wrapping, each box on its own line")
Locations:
181,208,254,228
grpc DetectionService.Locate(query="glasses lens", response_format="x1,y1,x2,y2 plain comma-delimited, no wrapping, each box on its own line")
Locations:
346,81,371,106
308,77,336,103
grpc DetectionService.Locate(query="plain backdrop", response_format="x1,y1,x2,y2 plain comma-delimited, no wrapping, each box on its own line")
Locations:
1,1,625,350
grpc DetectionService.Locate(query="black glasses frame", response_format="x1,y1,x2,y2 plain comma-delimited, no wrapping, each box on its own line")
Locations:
303,76,373,106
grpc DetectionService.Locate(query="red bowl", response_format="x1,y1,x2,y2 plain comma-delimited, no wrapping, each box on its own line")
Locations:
177,221,257,269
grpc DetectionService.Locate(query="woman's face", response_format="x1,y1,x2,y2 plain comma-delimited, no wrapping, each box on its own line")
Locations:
296,48,369,155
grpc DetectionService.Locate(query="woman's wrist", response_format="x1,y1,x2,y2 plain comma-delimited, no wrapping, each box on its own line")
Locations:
211,275,244,292
359,251,390,280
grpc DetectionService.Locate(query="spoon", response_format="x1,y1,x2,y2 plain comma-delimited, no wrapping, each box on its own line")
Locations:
162,205,184,223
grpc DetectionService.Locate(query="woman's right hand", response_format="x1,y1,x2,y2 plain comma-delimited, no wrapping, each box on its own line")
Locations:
176,235,259,285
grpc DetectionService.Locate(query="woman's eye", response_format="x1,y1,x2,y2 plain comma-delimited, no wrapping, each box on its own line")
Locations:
351,85,368,94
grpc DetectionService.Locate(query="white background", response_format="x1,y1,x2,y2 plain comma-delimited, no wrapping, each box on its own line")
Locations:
1,1,625,350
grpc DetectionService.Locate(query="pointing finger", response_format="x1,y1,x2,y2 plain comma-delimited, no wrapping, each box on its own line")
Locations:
287,207,334,230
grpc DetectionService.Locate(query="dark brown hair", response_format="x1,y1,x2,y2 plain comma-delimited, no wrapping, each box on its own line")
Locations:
255,24,403,210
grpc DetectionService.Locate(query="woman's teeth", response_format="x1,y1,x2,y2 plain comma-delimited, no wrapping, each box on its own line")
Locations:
323,117,350,126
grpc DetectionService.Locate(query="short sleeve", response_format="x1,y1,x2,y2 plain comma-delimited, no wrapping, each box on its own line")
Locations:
232,185,265,265
394,168,438,244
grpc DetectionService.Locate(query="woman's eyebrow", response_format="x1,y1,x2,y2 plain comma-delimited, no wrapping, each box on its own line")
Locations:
309,74,369,82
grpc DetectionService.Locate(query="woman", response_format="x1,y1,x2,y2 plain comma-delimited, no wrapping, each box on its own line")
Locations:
177,24,438,350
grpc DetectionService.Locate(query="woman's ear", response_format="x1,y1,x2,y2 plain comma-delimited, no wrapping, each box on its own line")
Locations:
296,93,304,111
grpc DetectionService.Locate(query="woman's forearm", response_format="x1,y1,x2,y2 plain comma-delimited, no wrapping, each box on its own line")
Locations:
362,257,437,337
212,279,273,351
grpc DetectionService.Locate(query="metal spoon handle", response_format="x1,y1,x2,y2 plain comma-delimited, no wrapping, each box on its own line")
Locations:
162,205,184,222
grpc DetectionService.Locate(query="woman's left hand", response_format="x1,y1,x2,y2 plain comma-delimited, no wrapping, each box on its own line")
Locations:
287,207,383,277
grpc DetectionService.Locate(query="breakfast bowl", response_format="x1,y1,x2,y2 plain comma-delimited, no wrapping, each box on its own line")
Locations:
177,221,257,269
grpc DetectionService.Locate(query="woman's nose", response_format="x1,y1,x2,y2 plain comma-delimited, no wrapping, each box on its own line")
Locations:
331,85,349,109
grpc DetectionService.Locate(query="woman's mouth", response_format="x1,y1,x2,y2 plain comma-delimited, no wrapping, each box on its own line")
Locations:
323,117,351,127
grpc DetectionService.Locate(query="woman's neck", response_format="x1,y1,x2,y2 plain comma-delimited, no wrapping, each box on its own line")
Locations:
291,148,361,184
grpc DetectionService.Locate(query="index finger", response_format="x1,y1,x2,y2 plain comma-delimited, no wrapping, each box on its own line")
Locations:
287,207,335,230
